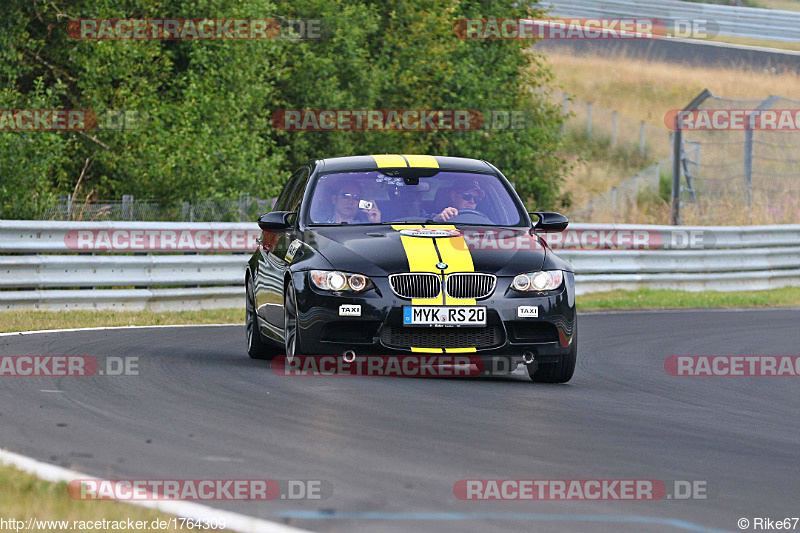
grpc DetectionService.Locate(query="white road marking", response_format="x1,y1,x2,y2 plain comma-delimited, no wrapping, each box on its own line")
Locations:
0,448,313,533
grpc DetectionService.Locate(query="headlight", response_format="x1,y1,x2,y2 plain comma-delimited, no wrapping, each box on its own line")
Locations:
512,270,563,291
310,270,371,292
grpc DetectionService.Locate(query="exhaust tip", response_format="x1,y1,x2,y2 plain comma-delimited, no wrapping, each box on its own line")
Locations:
522,352,535,364
343,350,356,363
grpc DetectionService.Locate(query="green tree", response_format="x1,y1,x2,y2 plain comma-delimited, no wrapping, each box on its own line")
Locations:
0,0,566,219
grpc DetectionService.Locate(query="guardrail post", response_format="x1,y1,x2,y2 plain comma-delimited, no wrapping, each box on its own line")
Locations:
586,103,592,138
671,89,713,225
238,195,249,222
671,117,682,225
639,121,646,156
743,96,779,219
58,196,68,220
122,195,133,220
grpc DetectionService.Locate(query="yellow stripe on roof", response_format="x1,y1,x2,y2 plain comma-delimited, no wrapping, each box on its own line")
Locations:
403,155,439,168
371,154,407,168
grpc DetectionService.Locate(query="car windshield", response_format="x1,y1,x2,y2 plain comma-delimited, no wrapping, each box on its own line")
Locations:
306,170,524,226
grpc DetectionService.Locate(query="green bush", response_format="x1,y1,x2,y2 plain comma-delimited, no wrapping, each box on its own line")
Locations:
0,0,566,218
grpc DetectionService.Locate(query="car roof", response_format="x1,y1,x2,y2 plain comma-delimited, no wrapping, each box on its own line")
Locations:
315,154,494,173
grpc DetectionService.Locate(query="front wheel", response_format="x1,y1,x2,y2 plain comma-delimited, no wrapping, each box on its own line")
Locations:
283,282,303,356
246,277,276,360
527,325,577,383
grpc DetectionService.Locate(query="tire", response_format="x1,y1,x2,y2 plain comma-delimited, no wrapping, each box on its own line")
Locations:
527,324,577,383
246,277,276,360
283,281,303,357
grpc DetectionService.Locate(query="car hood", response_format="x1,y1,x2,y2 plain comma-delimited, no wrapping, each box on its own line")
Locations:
307,225,546,277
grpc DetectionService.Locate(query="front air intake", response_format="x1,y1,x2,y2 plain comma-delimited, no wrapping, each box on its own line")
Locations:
388,273,441,299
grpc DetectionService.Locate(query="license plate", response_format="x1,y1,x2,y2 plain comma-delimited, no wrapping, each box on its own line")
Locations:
403,306,486,327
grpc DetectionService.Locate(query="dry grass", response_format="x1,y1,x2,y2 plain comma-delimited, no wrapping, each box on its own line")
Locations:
545,49,800,122
752,0,800,11
554,128,657,212
543,49,800,224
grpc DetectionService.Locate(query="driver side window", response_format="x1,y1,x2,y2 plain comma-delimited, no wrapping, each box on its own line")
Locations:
274,167,309,229
286,168,310,214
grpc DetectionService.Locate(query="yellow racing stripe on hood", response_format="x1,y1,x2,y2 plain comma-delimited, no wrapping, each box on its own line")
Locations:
391,225,442,306
434,225,476,306
392,224,444,353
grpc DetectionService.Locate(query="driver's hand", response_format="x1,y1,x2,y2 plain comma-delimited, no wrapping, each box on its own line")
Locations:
362,200,381,223
433,207,458,222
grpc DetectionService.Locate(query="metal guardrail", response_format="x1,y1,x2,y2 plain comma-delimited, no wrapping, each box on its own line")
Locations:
544,0,800,42
2,221,800,309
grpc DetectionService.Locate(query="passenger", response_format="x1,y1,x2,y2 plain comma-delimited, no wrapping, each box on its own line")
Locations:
326,181,381,223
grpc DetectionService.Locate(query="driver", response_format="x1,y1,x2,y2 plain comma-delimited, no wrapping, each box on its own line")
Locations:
327,181,381,223
435,177,486,222
389,185,461,223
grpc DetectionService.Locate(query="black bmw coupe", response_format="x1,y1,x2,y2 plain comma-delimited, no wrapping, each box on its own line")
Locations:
246,154,577,382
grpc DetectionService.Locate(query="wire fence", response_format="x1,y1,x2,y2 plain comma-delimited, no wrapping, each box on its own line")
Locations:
39,195,275,222
551,90,674,223
676,92,800,225
556,91,672,162
570,157,670,222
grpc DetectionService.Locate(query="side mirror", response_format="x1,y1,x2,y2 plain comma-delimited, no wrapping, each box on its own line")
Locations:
258,211,293,230
529,211,569,232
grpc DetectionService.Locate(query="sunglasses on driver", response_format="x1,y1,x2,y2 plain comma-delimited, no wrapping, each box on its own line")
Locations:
461,192,481,202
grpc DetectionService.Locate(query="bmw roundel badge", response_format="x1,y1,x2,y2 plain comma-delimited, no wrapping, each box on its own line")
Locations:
436,262,448,270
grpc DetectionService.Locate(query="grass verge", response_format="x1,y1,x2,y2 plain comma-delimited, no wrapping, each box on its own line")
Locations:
2,287,799,335
578,287,800,310
0,463,185,532
0,308,243,333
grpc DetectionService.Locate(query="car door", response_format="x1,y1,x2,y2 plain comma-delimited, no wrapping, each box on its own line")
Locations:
257,166,310,330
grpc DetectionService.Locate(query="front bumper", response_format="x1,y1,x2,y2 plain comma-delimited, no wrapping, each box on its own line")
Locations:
290,271,576,363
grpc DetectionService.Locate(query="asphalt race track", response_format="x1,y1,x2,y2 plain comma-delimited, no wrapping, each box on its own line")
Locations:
535,37,800,74
2,309,799,533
